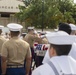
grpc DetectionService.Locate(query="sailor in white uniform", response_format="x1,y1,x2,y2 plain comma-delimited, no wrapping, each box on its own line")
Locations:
68,23,76,60
32,31,76,75
42,32,69,64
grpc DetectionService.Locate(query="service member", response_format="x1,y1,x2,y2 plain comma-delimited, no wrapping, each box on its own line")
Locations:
24,27,42,60
0,25,6,53
68,23,76,60
1,23,31,75
0,25,6,75
32,31,76,75
24,27,42,74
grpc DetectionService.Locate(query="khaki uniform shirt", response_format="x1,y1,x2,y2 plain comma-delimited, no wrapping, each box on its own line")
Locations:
1,36,31,65
0,35,6,54
41,38,48,44
24,33,40,48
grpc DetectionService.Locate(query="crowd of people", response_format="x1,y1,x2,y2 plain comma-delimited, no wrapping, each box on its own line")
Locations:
0,22,76,75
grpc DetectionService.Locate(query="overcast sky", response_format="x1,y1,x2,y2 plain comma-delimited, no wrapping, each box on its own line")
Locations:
74,0,76,3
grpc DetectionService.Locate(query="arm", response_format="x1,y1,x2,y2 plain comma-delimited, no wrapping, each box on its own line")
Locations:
25,47,32,75
25,57,31,75
1,56,7,75
1,42,8,75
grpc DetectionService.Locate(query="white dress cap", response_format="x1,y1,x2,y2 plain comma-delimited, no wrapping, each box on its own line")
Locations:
46,31,76,45
69,23,76,30
7,23,23,31
28,27,34,29
0,25,4,29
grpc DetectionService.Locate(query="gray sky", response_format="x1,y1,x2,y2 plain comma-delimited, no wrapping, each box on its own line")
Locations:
74,0,76,3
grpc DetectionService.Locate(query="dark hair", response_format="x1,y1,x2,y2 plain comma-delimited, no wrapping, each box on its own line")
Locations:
10,31,20,36
58,23,71,34
51,44,72,56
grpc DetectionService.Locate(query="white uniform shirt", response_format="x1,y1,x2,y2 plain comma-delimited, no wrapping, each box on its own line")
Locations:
69,43,76,60
32,56,76,75
42,50,50,64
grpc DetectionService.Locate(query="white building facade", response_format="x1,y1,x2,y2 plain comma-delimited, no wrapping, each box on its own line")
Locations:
0,0,25,26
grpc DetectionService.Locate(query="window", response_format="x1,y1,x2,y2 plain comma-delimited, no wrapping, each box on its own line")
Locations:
5,6,7,9
1,14,10,17
2,6,4,8
8,7,10,9
11,6,13,9
16,7,18,9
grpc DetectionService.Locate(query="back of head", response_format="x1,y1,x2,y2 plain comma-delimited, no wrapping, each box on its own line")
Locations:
58,23,71,34
51,44,72,56
27,27,34,34
28,29,34,33
7,23,23,37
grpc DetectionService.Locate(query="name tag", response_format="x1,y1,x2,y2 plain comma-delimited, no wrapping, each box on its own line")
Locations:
36,50,46,56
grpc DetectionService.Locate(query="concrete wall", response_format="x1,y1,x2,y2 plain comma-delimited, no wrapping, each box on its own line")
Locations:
0,14,20,26
0,0,25,13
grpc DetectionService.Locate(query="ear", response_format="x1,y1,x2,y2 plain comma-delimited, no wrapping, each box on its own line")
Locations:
49,47,56,57
50,47,54,56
